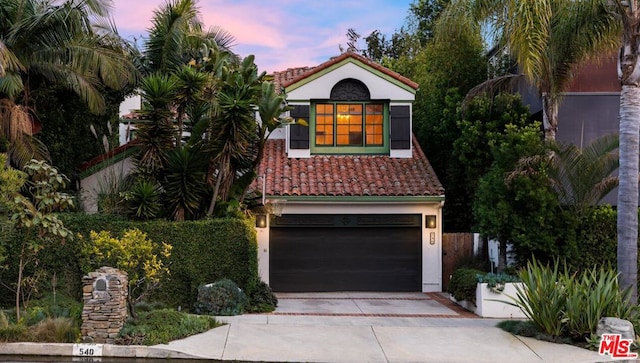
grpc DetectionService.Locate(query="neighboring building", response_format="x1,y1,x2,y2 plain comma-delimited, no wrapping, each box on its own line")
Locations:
256,52,444,293
79,52,446,293
555,54,620,148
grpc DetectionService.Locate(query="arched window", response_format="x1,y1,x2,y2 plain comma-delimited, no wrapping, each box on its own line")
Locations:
314,79,386,151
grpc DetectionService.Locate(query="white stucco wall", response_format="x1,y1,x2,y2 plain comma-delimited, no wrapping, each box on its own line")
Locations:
255,200,444,292
79,158,135,214
286,62,415,102
119,94,141,117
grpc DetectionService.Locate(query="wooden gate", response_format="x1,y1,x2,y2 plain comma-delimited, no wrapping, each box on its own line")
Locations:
442,233,475,291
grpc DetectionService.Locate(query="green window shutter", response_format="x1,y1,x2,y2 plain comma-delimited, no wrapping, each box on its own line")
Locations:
390,105,411,150
290,105,310,149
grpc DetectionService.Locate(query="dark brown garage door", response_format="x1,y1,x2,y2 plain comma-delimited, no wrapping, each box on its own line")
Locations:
269,214,422,292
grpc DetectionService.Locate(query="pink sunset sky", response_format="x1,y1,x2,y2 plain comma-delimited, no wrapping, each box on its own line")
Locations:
110,0,414,73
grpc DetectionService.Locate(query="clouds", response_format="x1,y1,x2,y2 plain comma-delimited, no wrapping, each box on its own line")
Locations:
110,0,411,73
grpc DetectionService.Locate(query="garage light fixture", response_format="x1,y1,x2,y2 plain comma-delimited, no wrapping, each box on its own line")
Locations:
425,215,437,229
255,214,267,228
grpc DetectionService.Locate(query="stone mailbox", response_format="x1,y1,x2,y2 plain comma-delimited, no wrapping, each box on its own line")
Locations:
81,266,128,343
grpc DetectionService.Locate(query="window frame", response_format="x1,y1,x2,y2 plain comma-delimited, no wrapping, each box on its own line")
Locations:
310,100,390,154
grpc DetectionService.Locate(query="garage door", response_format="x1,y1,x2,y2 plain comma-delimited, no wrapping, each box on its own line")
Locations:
269,214,422,292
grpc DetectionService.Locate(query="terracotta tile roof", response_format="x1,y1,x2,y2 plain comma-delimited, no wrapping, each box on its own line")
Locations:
80,139,139,171
271,66,314,92
278,52,419,91
259,137,443,198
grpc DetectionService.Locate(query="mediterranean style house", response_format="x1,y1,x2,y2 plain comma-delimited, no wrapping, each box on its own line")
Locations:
255,52,444,292
79,52,445,293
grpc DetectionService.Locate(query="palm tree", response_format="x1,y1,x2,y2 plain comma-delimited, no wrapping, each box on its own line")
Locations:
608,0,640,304
508,134,620,215
0,0,137,166
171,65,209,147
438,0,620,140
207,55,264,215
143,0,236,75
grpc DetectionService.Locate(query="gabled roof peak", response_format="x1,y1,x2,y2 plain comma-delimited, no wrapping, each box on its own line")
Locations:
272,52,419,92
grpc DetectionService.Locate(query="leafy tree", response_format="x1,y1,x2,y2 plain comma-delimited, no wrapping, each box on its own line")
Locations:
437,0,620,140
473,123,569,270
0,0,137,167
1,159,74,320
80,229,172,319
450,92,532,231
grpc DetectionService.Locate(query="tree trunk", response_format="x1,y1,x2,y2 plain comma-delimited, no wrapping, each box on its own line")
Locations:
542,93,559,141
617,85,639,304
15,243,25,321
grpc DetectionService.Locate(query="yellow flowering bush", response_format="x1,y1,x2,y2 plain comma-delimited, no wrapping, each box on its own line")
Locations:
80,228,172,315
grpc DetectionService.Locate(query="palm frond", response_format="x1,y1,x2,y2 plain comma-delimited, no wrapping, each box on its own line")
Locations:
463,73,526,107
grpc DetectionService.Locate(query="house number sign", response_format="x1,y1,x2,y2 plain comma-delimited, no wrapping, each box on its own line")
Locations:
72,343,103,357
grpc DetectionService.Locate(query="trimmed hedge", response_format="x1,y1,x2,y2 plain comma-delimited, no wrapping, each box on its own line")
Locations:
0,214,258,310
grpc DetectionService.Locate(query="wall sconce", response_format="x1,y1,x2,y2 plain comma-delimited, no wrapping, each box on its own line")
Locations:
255,214,267,228
425,215,437,229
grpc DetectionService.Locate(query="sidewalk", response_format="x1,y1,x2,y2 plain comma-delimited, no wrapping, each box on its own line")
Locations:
155,292,618,363
0,292,627,362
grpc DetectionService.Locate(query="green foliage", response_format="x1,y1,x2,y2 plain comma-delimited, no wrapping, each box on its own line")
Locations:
163,146,209,221
246,280,278,313
496,320,539,338
0,295,81,343
563,266,638,340
194,279,247,316
80,228,171,306
473,123,574,268
476,272,520,293
449,92,532,231
511,258,567,337
573,206,617,269
27,317,79,343
122,179,163,220
3,159,74,320
0,321,27,342
58,214,259,309
509,258,639,340
447,268,483,305
118,309,220,345
35,85,126,182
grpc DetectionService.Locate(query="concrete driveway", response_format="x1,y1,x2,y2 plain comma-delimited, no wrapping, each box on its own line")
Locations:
154,292,616,363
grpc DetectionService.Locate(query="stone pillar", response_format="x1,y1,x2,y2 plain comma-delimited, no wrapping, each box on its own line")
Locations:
81,267,128,344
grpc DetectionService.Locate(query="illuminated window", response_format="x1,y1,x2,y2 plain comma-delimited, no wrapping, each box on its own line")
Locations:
315,103,384,147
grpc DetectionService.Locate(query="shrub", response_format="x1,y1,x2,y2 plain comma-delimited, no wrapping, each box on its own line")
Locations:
508,258,639,341
0,323,27,342
80,228,172,317
447,268,483,305
118,309,220,345
27,317,79,343
194,279,247,316
511,258,566,337
246,280,278,313
56,214,259,309
476,272,520,293
563,266,638,340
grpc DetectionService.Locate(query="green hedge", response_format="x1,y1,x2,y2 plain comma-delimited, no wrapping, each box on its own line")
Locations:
0,214,258,310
